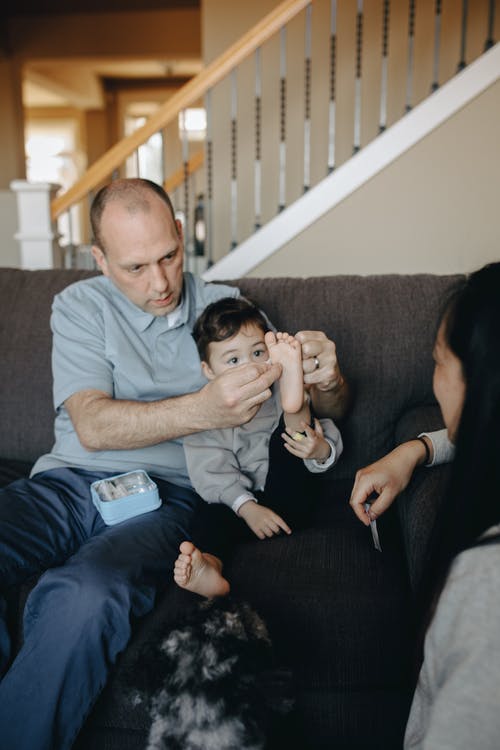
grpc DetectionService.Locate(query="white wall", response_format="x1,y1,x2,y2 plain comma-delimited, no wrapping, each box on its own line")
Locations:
250,77,500,277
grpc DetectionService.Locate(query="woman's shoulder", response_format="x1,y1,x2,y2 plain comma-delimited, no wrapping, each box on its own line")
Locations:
453,525,500,572
443,526,500,605
425,529,500,668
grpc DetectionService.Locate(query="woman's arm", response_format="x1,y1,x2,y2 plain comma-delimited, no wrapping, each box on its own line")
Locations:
349,437,433,526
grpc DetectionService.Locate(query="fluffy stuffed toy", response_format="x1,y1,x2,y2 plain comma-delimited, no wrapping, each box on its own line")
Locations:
126,597,298,750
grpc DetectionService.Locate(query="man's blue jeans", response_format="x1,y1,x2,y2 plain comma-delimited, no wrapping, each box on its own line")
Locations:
0,467,200,750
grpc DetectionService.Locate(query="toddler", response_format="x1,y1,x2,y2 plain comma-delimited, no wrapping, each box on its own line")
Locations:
175,296,343,596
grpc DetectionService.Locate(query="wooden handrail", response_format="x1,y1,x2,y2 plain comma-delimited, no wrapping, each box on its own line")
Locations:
51,0,311,219
164,150,204,194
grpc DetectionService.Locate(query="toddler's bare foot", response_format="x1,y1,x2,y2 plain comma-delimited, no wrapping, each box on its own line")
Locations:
265,331,304,413
174,541,230,598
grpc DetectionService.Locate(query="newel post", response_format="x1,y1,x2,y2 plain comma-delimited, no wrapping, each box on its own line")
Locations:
10,180,64,269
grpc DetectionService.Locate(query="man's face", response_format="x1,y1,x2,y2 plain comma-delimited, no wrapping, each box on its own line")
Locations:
91,193,184,316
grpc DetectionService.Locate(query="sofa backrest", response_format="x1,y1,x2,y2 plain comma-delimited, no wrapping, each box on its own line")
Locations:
0,268,98,464
237,274,463,479
0,268,463,476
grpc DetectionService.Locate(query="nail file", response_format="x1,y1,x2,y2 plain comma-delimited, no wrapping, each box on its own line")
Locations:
363,502,382,552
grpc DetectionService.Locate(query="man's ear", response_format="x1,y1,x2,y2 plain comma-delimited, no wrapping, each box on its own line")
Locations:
91,246,109,276
201,360,215,380
175,219,184,243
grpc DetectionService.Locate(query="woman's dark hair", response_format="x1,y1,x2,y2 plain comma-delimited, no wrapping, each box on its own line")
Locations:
416,262,500,666
193,297,269,362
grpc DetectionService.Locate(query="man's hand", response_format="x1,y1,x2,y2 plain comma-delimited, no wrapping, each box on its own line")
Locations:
295,330,340,391
201,361,282,430
295,330,349,419
349,440,429,525
238,500,291,539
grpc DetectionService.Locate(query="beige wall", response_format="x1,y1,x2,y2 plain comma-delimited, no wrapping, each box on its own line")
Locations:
250,77,500,277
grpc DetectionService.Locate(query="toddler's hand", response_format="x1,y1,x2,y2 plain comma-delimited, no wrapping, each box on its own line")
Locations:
238,500,291,539
282,418,331,462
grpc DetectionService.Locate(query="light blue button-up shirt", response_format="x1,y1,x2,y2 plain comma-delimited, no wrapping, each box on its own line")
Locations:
31,272,239,485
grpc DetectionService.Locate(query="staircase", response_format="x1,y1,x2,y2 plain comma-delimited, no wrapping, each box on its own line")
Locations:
15,0,500,276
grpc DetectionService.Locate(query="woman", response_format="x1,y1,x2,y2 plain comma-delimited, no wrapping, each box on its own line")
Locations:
350,262,500,749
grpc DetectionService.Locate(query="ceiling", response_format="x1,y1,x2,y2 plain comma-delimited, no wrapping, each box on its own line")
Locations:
1,0,199,18
4,0,202,110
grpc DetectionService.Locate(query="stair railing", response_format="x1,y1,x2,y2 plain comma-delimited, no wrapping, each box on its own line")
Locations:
47,0,497,273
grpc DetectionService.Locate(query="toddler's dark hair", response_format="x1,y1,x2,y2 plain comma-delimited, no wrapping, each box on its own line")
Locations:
193,296,269,362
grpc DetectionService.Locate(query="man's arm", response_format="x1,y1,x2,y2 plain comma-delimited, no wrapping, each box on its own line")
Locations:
295,330,350,420
65,361,281,451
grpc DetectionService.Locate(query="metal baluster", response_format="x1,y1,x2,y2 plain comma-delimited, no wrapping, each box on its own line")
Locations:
254,48,262,231
353,0,363,154
485,0,495,51
173,186,180,221
189,169,197,271
87,192,95,245
230,69,238,249
405,0,416,112
327,0,337,173
181,109,191,271
431,0,442,92
303,3,312,193
457,0,468,71
379,0,390,133
160,129,166,188
205,89,214,267
279,26,287,213
65,207,75,268
135,148,141,178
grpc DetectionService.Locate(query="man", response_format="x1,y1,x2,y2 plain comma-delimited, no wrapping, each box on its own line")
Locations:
0,178,349,750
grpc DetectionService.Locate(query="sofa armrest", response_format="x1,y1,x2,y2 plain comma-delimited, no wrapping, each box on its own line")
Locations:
393,405,450,591
397,464,450,592
0,459,33,488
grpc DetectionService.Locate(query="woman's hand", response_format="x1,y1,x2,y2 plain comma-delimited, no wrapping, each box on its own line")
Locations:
349,440,428,525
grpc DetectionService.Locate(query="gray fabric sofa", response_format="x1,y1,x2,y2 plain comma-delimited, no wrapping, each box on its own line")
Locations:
0,268,459,750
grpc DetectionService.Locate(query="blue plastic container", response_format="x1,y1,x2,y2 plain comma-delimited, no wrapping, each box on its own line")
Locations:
90,470,161,525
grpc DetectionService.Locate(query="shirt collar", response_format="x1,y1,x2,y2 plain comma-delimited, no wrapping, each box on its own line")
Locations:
105,277,188,333
133,296,186,333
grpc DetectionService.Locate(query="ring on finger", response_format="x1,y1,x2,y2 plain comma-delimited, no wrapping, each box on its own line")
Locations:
314,356,320,370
